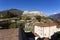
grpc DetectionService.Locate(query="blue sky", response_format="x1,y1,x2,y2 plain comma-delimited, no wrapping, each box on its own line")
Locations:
0,0,60,15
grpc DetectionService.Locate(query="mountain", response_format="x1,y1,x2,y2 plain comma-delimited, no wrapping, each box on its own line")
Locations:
49,13,60,20
0,9,47,17
0,9,23,16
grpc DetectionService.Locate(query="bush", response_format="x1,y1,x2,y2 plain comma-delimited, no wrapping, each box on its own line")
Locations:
9,23,17,29
18,22,25,29
1,22,10,29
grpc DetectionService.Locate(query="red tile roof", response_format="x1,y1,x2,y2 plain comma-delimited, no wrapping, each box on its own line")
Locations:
57,25,60,28
34,23,56,27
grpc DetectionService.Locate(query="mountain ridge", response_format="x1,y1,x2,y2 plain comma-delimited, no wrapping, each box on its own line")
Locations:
0,9,23,16
49,13,60,20
0,9,47,17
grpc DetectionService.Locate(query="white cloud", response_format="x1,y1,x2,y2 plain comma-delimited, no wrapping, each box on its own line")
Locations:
53,12,57,14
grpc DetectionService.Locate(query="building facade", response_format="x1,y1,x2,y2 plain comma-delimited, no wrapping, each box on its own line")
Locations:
34,22,57,39
56,25,60,32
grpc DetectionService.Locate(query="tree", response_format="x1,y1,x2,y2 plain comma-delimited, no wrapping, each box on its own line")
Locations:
35,16,41,22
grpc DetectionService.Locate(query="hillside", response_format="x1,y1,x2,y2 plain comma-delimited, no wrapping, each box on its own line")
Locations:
0,9,54,23
0,9,23,16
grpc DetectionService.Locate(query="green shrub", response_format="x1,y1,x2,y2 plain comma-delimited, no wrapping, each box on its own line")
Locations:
18,22,25,29
9,23,17,29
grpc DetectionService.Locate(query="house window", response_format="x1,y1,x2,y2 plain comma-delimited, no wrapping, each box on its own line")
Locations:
38,27,40,30
41,33,42,35
45,34,46,36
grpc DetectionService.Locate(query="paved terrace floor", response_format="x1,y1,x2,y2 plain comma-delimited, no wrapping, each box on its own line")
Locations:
0,28,19,40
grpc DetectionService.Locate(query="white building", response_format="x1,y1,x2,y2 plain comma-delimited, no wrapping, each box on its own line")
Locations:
34,22,57,39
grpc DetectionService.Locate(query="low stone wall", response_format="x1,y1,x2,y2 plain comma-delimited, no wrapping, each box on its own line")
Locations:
0,28,19,40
